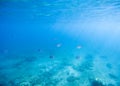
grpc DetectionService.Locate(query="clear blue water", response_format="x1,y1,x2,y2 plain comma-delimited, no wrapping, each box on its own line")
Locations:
0,0,120,86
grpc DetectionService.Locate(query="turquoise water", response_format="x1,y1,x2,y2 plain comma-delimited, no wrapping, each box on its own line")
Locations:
0,0,120,86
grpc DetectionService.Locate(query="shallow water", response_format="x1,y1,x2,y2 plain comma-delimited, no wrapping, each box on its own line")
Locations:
0,0,120,86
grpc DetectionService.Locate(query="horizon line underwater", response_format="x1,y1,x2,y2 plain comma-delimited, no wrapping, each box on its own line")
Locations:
0,0,120,86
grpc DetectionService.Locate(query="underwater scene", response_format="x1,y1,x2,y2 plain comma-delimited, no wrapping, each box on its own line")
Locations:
0,0,120,86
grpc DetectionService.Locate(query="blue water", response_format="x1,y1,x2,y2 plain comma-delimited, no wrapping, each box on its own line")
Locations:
0,0,120,86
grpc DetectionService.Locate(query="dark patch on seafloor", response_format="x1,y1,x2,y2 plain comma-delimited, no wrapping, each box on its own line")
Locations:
12,56,37,68
77,54,94,72
109,73,118,80
91,80,105,86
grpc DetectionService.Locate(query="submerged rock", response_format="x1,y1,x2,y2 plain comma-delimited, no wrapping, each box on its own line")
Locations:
78,61,93,72
90,79,105,86
19,81,31,86
107,84,115,86
67,76,76,82
67,76,80,84
30,76,43,86
0,83,6,86
34,85,42,86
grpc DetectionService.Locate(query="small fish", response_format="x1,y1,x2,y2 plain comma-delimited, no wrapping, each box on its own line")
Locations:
76,56,81,59
56,43,62,48
37,49,42,53
76,45,82,49
49,55,54,59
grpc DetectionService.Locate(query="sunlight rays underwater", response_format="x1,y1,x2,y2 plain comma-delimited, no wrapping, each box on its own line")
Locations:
0,0,120,86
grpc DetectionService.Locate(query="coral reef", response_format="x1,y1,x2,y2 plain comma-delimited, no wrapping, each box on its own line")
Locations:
0,54,119,86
